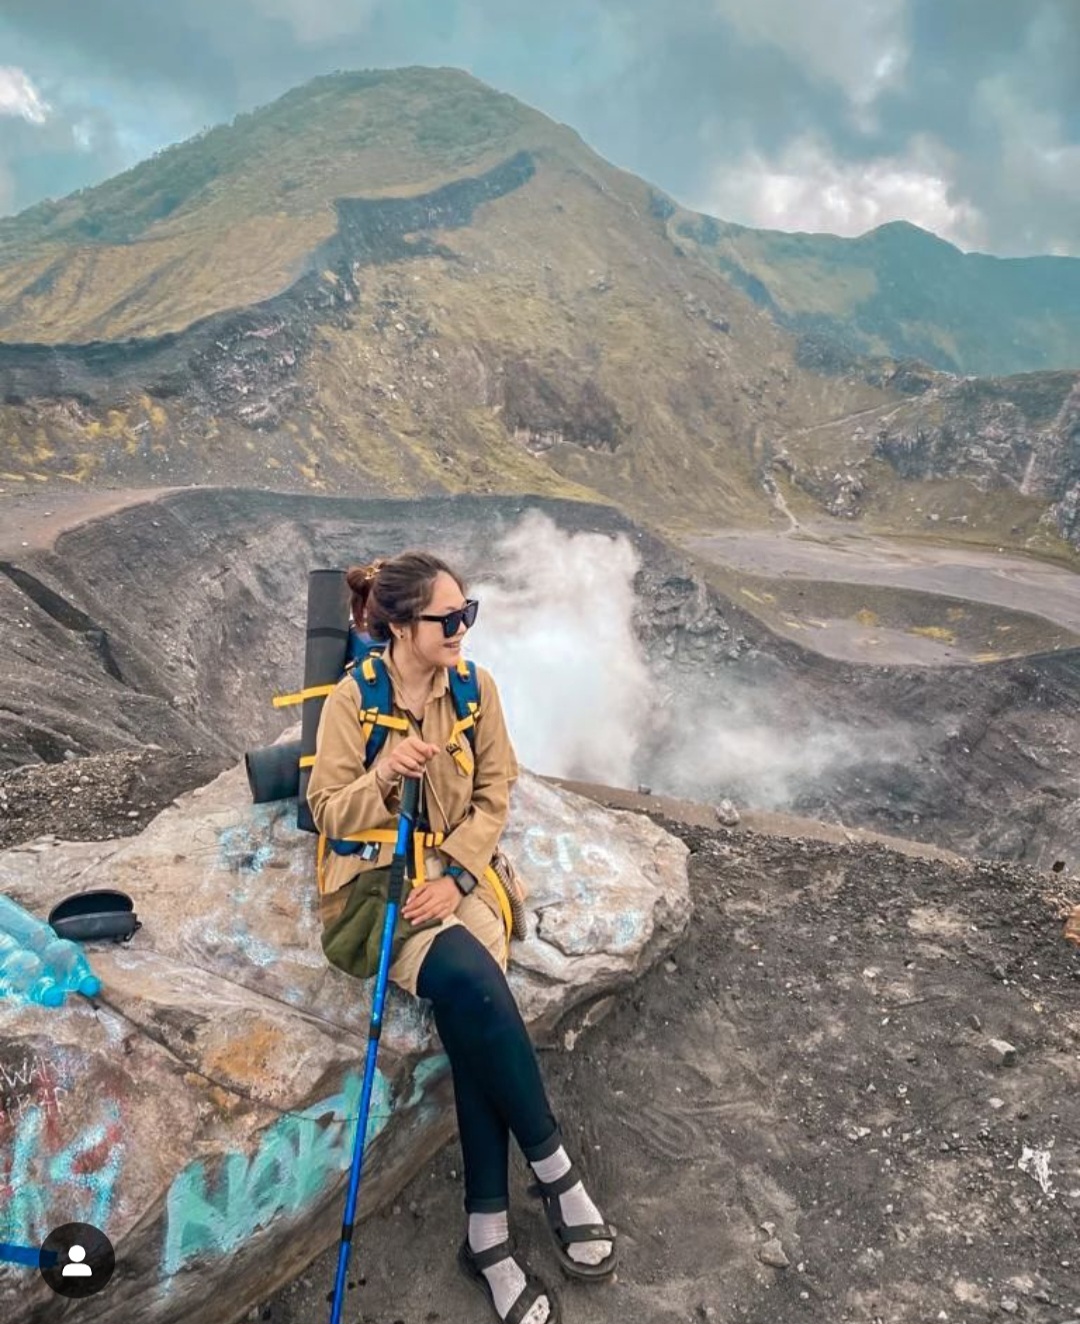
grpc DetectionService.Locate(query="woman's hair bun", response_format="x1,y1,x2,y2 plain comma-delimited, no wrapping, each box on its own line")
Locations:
346,559,383,592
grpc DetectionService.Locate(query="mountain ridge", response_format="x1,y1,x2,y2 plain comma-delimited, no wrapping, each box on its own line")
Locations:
0,69,892,533
1,67,1078,555
669,206,1080,376
3,67,1079,378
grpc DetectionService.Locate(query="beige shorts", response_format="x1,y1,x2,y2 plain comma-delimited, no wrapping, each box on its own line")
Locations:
318,851,508,997
388,889,507,995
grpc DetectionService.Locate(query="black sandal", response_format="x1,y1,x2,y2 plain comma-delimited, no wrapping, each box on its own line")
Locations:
527,1164,618,1282
457,1238,561,1324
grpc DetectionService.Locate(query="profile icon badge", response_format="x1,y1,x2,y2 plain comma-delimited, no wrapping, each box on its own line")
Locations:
39,1222,115,1298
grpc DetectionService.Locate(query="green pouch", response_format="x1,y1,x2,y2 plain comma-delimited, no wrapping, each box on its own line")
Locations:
320,866,441,981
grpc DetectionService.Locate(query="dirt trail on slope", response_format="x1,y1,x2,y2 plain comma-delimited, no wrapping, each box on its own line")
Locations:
0,485,191,555
547,779,967,865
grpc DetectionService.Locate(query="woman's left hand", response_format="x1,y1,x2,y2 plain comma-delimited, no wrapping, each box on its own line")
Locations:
402,876,461,925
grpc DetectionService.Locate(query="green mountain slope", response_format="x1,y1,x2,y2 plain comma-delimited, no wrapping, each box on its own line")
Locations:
669,212,1080,377
0,67,1077,554
0,68,553,343
0,69,895,534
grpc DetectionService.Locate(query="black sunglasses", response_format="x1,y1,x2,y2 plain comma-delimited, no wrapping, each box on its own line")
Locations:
416,598,479,638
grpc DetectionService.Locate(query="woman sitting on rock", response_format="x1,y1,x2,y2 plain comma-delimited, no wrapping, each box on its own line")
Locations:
308,550,617,1324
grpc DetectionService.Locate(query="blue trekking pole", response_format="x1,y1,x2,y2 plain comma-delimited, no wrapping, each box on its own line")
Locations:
328,774,419,1324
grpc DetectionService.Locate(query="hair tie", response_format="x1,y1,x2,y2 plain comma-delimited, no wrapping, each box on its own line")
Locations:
363,558,384,585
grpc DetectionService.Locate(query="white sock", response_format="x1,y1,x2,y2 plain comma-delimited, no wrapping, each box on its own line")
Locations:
468,1212,550,1324
530,1146,613,1267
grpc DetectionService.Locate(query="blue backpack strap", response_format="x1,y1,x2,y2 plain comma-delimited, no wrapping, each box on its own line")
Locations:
351,650,479,765
326,647,407,857
445,657,481,774
350,646,402,767
345,627,374,668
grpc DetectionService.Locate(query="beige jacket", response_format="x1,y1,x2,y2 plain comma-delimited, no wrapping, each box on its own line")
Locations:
307,647,520,902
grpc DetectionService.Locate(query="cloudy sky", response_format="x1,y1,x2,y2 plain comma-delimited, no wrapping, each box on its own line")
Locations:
1,0,1077,256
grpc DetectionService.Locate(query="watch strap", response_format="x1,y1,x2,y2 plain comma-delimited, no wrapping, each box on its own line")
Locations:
446,863,478,896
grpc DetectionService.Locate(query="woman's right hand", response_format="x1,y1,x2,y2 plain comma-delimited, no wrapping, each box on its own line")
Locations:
376,735,441,786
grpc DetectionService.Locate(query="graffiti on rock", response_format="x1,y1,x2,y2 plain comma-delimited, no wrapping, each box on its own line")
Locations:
1,1051,67,1124
214,801,308,880
216,812,279,878
519,826,620,883
163,1067,393,1276
0,1059,124,1246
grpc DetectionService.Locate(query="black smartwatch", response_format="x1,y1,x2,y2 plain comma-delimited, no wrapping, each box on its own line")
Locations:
446,863,478,896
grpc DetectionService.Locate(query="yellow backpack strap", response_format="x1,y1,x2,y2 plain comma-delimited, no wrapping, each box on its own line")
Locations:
272,683,336,709
443,659,482,776
316,834,328,895
354,653,403,754
358,707,408,749
409,832,450,887
327,825,446,846
483,865,514,942
446,703,480,776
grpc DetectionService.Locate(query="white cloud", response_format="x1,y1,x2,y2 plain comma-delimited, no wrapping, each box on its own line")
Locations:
701,132,987,248
459,509,888,810
712,0,909,111
645,684,876,810
0,66,50,124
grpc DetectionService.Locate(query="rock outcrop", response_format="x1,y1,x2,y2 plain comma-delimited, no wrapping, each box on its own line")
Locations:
872,372,1080,550
0,760,689,1324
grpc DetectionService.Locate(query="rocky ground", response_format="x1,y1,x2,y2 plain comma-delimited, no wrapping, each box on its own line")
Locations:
0,749,229,851
6,751,1078,1324
259,816,1080,1324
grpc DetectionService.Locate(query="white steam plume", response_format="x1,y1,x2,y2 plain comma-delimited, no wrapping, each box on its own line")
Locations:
645,680,867,809
462,510,896,812
464,509,649,786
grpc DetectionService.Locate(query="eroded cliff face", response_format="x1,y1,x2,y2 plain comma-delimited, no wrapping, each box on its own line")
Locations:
765,368,1080,554
872,373,1080,548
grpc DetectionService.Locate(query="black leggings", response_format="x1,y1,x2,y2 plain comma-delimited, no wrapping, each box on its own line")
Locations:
416,924,561,1213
